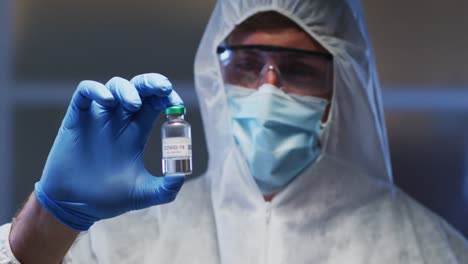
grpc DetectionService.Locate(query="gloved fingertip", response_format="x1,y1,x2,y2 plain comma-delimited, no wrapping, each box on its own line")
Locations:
167,90,184,106
90,87,116,108
74,80,116,110
98,93,117,107
125,103,142,112
147,73,172,86
125,96,142,112
151,75,173,94
131,73,173,97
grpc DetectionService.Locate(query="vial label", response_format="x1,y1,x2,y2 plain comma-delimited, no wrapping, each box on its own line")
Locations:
162,137,192,158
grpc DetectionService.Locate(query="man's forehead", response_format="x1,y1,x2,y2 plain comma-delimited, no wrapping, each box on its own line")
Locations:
227,29,328,53
225,11,329,53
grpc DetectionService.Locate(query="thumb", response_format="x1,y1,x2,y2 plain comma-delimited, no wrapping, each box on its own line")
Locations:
133,173,185,210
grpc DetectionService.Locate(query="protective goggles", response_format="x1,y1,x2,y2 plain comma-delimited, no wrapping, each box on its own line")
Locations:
217,45,333,97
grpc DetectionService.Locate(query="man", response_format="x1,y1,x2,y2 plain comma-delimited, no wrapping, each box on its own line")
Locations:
1,0,467,263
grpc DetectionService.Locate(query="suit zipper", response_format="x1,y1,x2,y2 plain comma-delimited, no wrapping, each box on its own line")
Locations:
264,202,272,264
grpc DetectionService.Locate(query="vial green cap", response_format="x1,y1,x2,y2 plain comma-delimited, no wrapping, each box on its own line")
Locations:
165,105,186,115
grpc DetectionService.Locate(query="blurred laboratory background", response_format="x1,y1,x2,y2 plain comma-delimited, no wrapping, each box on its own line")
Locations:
0,0,467,237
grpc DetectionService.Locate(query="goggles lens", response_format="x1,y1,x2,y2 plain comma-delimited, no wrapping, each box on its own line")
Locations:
217,45,333,97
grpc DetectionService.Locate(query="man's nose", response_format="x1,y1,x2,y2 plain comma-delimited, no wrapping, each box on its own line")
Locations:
260,65,283,88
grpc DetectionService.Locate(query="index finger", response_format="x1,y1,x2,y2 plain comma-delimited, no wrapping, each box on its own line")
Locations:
73,80,115,110
130,73,173,97
163,90,184,108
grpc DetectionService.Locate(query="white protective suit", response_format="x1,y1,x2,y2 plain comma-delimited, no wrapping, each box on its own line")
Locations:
1,0,467,263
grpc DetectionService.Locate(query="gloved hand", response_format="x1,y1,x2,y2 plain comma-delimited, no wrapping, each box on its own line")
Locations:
34,73,185,231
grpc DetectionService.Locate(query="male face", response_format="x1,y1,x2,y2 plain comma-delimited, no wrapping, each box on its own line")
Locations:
224,27,333,122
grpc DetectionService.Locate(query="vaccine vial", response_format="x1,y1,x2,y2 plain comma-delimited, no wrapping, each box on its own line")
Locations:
161,105,192,175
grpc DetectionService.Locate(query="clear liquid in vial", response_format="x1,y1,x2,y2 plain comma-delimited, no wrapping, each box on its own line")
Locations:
162,158,191,176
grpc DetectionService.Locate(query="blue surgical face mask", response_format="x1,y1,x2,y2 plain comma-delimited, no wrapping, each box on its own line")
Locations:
225,83,329,195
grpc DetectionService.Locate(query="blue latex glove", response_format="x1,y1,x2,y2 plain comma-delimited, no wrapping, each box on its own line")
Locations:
35,73,185,231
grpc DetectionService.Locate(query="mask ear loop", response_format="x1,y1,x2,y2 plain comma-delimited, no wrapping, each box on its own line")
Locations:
317,104,330,149
321,59,334,129
318,57,335,150
320,120,328,130
320,101,332,129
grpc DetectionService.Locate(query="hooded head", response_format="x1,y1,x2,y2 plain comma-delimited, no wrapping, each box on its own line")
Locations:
194,0,392,188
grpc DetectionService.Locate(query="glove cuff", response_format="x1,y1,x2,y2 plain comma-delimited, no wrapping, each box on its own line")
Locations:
34,182,96,231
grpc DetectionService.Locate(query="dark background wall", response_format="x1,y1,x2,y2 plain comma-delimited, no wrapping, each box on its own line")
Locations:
0,0,467,238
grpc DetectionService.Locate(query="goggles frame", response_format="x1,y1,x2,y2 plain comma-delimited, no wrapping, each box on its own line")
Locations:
217,45,333,60
217,45,334,97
